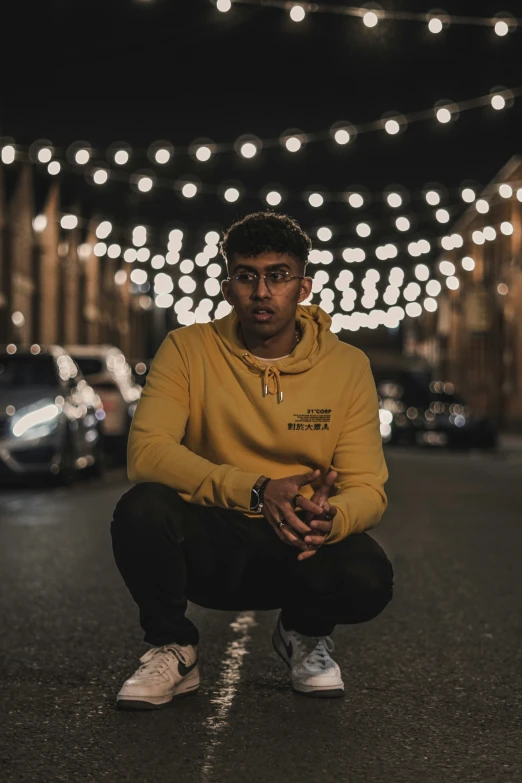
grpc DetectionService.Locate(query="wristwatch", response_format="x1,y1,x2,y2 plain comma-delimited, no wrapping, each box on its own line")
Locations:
250,475,271,512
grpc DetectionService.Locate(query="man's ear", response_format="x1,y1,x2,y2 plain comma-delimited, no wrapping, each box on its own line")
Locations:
221,279,231,303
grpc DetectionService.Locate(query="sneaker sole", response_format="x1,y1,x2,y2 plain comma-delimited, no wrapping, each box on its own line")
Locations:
272,630,344,699
116,666,200,710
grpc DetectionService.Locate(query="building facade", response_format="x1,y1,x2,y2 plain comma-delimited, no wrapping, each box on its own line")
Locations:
412,156,522,430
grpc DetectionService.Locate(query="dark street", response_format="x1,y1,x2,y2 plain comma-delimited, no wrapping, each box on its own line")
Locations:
1,447,521,783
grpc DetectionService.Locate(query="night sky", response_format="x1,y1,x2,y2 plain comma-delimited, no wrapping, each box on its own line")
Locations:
2,0,521,259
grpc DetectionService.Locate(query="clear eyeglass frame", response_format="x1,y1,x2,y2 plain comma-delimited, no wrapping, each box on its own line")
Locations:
227,271,307,292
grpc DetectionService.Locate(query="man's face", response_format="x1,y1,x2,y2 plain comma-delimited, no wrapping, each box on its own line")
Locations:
221,252,312,336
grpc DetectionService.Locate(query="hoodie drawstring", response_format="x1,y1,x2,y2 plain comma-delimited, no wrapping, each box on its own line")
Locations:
242,354,284,403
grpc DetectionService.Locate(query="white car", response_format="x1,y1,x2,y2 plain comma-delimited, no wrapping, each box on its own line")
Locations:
65,345,141,459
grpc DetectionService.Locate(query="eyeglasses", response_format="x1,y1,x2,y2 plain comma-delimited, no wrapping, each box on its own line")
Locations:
227,271,306,292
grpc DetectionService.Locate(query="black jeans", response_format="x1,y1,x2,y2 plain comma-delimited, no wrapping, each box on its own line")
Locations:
111,482,394,647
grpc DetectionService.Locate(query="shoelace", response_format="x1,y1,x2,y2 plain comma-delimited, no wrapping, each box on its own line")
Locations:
287,629,335,669
135,644,187,679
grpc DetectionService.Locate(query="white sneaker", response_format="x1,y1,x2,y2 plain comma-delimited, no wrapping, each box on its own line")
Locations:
272,613,344,698
117,643,200,710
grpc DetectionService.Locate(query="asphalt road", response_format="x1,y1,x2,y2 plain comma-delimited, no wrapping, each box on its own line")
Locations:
1,447,521,783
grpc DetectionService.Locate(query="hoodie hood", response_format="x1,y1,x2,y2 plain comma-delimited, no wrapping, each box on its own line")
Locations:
211,304,339,403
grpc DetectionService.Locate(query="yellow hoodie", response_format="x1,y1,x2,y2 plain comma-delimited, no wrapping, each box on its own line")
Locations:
128,304,388,544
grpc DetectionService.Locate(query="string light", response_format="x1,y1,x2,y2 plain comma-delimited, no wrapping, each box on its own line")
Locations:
289,5,305,22
96,221,113,239
494,20,509,36
74,149,90,165
114,149,130,165
384,119,401,135
348,193,364,209
182,182,198,198
334,129,351,145
461,257,475,271
93,168,109,185
436,107,452,124
154,148,172,164
224,187,240,202
363,11,379,28
461,187,476,203
37,147,53,163
435,208,450,223
425,190,441,205
387,193,402,208
1,145,15,164
196,145,212,162
266,190,282,206
137,175,154,192
476,198,489,213
308,192,324,207
428,17,443,34
220,1,521,35
32,215,48,232
60,214,78,230
48,161,61,175
356,223,371,238
284,135,303,152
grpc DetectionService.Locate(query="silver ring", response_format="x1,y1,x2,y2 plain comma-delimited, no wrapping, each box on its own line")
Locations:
277,520,287,529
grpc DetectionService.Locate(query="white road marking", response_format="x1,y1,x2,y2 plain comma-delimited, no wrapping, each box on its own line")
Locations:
201,611,257,781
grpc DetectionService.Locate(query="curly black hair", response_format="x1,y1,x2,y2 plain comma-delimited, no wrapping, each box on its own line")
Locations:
219,211,312,272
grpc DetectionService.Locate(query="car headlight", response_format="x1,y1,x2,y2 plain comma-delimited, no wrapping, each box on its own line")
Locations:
11,401,61,439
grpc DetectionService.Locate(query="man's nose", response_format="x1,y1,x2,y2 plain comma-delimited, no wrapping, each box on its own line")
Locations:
251,276,271,296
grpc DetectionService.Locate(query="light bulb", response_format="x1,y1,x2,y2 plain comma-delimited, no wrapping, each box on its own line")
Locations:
334,129,350,145
308,193,324,207
436,107,452,124
240,142,257,158
266,191,282,206
387,193,402,208
348,193,364,209
285,136,302,152
290,5,305,22
385,119,400,135
114,150,129,165
428,18,443,33
363,11,378,27
494,20,509,36
182,183,198,198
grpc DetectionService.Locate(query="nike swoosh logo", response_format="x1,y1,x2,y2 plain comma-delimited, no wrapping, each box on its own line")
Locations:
178,657,198,677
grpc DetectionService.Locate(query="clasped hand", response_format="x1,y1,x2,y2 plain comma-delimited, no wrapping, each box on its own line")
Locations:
261,468,338,561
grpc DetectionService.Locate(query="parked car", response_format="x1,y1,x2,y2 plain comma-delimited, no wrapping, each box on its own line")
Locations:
374,366,497,450
0,345,105,483
65,345,141,459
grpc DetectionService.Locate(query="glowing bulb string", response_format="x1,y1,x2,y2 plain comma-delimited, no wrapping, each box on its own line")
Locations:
5,146,522,221
1,86,519,173
225,0,522,29
43,206,518,276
